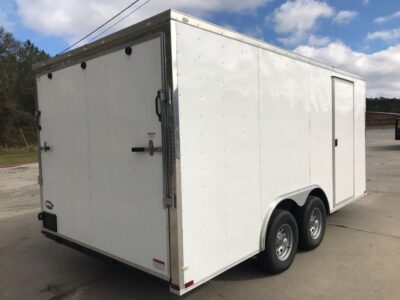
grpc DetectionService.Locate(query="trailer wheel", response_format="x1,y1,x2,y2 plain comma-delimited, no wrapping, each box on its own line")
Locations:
298,195,326,250
259,209,298,274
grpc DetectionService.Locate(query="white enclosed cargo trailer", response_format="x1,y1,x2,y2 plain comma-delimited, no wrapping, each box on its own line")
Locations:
35,10,366,295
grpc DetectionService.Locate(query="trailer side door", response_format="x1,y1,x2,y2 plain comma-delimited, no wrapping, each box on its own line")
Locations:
333,77,355,205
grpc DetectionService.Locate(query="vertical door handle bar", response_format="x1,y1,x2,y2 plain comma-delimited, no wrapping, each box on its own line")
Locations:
155,90,162,122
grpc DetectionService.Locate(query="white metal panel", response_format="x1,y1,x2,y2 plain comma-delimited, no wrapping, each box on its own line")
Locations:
175,22,261,285
38,37,169,279
84,37,169,278
354,80,366,196
37,67,92,243
309,67,334,208
333,78,355,204
258,49,311,214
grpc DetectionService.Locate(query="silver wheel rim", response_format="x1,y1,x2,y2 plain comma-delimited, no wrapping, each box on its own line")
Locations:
275,224,293,261
309,208,322,239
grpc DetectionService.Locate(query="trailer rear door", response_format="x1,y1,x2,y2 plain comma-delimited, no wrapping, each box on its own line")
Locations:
37,36,169,279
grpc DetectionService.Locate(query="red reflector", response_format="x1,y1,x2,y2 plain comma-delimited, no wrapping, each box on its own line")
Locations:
170,283,180,291
185,280,194,288
153,258,165,265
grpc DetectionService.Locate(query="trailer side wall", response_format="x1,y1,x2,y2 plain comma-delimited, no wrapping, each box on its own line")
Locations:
173,20,365,291
174,20,263,287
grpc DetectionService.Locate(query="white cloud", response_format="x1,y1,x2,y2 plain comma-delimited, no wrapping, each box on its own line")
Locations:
294,42,400,97
271,0,334,46
307,34,331,46
334,10,358,24
367,28,400,41
374,11,400,24
16,0,270,44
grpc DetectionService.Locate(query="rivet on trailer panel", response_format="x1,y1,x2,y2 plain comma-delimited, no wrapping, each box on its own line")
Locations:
125,46,132,56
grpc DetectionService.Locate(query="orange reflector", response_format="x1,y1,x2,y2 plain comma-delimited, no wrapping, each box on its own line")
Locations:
185,280,194,288
152,258,165,265
170,280,194,290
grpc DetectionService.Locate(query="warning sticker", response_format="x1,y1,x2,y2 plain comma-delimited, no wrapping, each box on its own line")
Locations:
147,132,156,139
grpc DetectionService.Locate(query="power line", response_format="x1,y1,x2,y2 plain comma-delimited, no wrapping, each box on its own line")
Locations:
57,0,141,55
88,0,151,43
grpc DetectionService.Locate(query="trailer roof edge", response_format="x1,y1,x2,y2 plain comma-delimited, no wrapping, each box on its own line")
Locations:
34,9,364,81
169,10,364,81
33,9,173,74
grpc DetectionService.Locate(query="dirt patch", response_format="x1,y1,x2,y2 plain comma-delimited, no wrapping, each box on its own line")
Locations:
0,163,40,219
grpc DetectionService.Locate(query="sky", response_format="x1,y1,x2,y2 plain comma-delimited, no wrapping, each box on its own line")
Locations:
0,0,399,97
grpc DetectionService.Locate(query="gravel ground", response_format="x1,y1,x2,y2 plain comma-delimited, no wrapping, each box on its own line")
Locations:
0,163,39,219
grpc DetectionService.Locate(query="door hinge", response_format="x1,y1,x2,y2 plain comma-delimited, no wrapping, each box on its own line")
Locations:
160,88,173,105
163,195,176,208
35,110,42,130
159,89,167,102
38,175,43,185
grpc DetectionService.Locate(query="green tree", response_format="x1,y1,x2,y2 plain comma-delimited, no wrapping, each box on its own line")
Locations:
367,98,400,113
16,40,49,114
0,27,50,148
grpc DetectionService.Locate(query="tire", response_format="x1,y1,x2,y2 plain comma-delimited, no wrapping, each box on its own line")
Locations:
298,195,326,250
259,209,298,274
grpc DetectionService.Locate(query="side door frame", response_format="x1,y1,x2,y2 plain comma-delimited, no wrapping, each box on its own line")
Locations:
331,76,355,208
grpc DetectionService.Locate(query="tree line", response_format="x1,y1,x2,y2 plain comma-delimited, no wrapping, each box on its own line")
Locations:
0,26,49,148
366,98,400,114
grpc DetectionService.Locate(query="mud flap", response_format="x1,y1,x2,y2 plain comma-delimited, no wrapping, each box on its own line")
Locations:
38,212,58,232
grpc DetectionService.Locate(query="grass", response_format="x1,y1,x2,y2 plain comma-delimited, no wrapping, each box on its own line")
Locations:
0,148,38,168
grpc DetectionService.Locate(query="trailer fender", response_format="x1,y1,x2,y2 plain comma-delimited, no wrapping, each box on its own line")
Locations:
259,185,321,251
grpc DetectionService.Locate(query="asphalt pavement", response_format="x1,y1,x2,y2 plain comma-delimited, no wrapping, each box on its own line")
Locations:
0,128,399,299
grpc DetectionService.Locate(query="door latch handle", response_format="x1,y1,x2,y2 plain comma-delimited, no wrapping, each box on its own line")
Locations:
131,140,161,156
40,141,51,152
335,139,338,147
131,147,146,152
